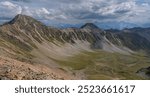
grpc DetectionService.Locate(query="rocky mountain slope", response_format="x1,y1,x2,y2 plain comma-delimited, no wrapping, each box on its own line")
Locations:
0,56,77,80
0,14,150,80
105,28,150,51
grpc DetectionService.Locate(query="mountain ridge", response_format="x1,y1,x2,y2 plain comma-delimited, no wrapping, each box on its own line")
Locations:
0,14,150,80
1,14,150,55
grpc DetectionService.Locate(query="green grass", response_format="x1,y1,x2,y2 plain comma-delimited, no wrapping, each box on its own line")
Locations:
55,53,94,70
55,50,150,80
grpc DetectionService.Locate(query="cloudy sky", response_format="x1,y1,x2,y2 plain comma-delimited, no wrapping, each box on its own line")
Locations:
0,0,150,28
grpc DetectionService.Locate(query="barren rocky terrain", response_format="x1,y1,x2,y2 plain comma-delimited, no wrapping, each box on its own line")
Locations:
0,56,78,80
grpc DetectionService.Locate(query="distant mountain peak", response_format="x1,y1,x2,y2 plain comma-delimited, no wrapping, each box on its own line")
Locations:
81,23,100,30
7,14,38,25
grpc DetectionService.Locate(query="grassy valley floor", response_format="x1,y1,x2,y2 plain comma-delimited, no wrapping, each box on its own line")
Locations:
55,50,150,80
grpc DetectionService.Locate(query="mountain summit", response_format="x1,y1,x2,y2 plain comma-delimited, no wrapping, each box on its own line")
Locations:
81,23,100,30
7,14,41,25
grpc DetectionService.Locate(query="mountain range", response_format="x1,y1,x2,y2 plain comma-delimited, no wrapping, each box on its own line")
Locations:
0,14,150,80
44,21,147,30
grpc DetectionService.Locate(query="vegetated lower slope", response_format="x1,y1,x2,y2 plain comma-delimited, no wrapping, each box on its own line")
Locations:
56,50,150,80
0,14,150,80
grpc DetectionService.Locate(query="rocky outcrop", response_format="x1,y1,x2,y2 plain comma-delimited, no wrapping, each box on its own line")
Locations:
136,67,150,79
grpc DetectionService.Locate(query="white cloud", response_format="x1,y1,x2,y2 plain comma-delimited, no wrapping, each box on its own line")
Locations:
37,8,50,15
93,1,135,18
21,6,33,16
0,1,22,17
1,1,16,8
